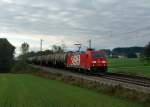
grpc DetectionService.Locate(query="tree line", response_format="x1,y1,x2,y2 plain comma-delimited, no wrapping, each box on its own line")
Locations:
0,38,150,72
101,47,144,58
26,43,150,59
26,45,64,57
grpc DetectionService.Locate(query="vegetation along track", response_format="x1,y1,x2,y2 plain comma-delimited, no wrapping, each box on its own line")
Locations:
31,65,150,93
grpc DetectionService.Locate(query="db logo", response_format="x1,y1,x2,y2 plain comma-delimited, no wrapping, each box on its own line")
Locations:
71,55,80,66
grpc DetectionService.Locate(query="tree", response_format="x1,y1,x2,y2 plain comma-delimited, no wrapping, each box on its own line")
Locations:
0,38,15,72
143,42,150,61
52,45,64,53
21,42,29,55
127,53,137,58
12,42,30,73
112,47,144,58
42,50,53,55
20,42,29,62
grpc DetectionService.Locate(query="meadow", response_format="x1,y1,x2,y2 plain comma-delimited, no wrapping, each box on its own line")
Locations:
108,58,150,77
0,74,146,107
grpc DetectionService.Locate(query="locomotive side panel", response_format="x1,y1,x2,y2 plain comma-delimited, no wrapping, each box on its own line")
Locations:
67,53,80,68
66,52,90,70
79,53,90,69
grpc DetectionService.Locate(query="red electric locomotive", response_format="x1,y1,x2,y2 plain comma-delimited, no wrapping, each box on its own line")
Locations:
67,49,107,72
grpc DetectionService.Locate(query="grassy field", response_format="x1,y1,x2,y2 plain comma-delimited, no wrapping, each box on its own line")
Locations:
108,58,150,77
0,74,146,107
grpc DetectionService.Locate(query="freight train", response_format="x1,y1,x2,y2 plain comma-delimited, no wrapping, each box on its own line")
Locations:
28,49,108,73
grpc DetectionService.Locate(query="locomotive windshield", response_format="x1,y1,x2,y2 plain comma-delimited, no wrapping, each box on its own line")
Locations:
92,52,106,58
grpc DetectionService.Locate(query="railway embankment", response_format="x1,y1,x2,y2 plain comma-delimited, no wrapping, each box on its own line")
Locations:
30,65,150,103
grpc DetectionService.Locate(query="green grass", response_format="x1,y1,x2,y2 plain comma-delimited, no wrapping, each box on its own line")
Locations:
0,74,146,107
108,58,150,77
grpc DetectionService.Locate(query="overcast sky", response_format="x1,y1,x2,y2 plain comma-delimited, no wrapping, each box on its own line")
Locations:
0,0,150,54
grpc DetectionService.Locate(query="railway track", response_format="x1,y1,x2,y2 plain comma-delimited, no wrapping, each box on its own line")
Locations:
97,73,150,87
68,69,150,88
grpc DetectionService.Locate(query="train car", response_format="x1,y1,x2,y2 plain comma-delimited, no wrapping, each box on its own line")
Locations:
28,49,107,73
67,49,107,72
47,53,67,67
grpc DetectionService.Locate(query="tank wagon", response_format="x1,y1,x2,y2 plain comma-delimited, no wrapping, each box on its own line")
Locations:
28,49,107,72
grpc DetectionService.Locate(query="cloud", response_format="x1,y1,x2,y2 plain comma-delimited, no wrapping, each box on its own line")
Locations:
0,0,150,55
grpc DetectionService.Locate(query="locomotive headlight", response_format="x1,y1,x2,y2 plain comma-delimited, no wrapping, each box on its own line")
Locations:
92,61,96,63
101,61,106,63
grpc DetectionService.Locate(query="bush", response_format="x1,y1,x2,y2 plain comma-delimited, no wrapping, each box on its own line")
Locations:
11,61,32,73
